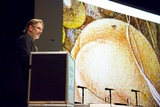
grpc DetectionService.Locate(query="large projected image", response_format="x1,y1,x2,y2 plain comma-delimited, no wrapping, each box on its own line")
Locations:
63,0,160,106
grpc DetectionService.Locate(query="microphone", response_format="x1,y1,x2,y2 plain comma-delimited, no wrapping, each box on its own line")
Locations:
131,89,140,92
51,39,54,41
105,88,114,90
77,85,87,89
50,38,71,52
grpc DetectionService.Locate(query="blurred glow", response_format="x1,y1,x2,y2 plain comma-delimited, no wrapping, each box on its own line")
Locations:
64,0,71,8
78,0,160,24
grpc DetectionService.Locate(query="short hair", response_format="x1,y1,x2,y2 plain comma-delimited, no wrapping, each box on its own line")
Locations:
23,19,44,34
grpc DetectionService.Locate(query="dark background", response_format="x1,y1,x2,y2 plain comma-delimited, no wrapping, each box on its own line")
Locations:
0,0,34,101
110,0,160,15
0,0,160,104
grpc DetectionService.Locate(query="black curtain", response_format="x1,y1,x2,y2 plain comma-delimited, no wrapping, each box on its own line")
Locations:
0,0,34,105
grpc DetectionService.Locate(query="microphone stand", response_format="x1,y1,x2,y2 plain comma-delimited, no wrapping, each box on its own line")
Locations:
62,44,71,53
109,89,112,104
105,88,114,104
131,89,140,106
134,91,139,106
82,87,85,103
77,86,87,103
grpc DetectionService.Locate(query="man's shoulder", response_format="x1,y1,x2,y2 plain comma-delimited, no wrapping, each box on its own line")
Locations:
19,34,31,40
16,34,31,44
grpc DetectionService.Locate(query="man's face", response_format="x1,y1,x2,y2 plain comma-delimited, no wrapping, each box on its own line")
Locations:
29,23,43,40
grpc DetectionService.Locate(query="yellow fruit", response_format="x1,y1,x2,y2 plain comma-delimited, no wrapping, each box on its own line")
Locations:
72,18,160,106
63,0,86,28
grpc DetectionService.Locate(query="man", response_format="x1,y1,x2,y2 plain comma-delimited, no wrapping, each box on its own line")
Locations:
7,19,44,107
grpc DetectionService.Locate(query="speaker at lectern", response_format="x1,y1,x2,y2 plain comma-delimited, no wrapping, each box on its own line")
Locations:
28,51,75,105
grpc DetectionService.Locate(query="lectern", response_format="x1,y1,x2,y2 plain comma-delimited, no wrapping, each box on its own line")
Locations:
28,52,75,107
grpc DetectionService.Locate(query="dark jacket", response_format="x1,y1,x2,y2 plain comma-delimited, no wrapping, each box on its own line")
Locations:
7,34,36,102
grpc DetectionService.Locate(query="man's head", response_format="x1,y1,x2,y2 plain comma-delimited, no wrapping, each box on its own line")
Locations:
23,19,44,40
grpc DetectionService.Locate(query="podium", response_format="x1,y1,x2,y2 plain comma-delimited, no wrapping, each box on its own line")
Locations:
28,52,75,107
